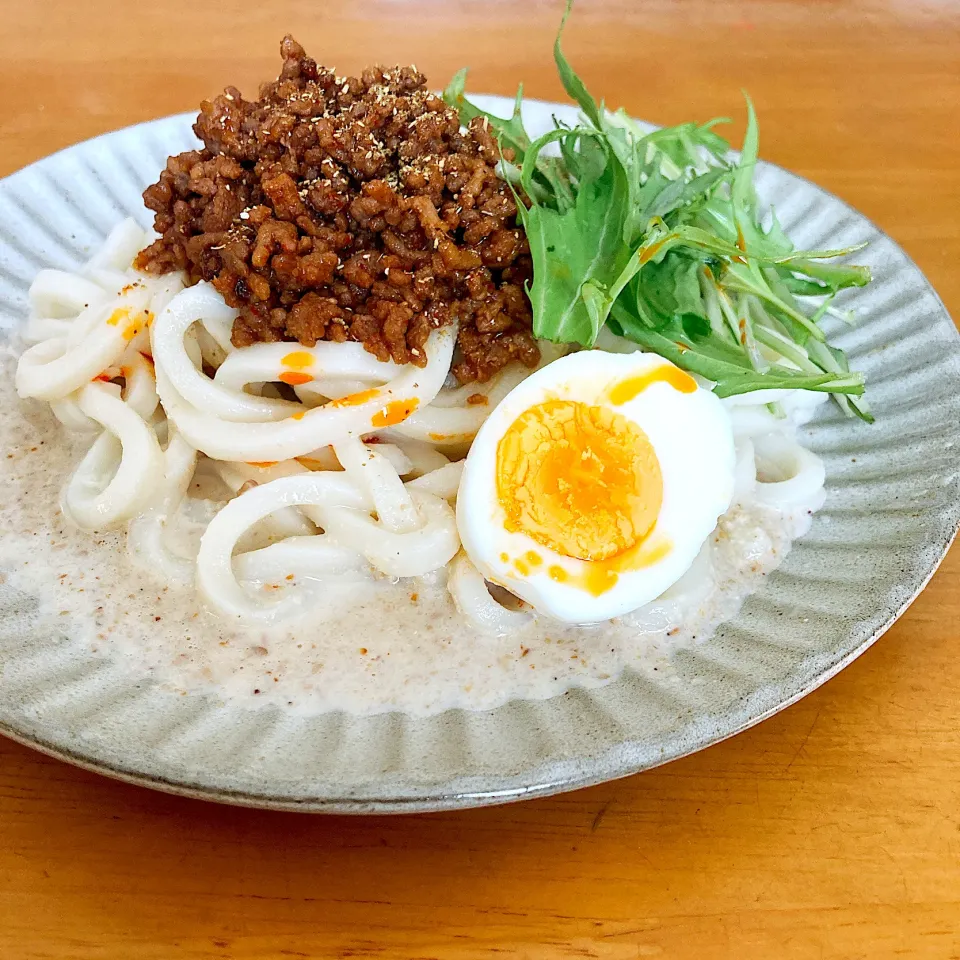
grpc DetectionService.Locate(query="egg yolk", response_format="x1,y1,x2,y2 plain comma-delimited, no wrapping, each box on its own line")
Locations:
607,365,696,405
496,400,663,562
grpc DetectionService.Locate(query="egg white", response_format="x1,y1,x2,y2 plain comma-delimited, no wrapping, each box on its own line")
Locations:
456,350,736,623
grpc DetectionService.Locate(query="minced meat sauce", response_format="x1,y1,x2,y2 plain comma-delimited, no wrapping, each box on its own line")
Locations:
135,36,540,383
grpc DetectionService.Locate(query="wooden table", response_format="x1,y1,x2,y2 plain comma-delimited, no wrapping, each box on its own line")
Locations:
2,1,959,956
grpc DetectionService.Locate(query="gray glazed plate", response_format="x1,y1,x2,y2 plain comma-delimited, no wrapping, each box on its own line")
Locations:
0,98,958,813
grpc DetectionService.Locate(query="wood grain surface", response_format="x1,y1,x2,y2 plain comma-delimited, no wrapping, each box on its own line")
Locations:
2,1,960,957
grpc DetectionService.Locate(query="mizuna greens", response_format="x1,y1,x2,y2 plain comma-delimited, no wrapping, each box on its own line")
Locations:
444,2,872,420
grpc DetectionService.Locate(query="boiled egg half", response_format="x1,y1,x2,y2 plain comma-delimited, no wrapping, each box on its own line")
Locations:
457,351,736,623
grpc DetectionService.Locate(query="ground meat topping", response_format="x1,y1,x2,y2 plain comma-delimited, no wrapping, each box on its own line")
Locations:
135,36,539,382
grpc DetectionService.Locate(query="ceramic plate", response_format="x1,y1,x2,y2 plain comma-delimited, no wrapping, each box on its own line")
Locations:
1,97,958,812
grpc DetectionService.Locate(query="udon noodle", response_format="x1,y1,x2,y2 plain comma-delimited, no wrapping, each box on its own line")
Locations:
14,220,827,636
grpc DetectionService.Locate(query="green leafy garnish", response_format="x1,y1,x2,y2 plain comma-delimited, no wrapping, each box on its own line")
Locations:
443,69,531,160
444,0,872,420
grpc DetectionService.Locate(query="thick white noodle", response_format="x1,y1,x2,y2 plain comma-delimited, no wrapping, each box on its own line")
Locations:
752,432,826,510
29,269,110,319
47,348,158,434
295,447,341,471
732,437,758,505
16,298,146,401
727,403,781,439
374,434,450,476
193,308,234,356
85,218,148,273
297,377,381,404
781,389,830,425
196,473,372,620
392,362,530,444
22,317,73,345
195,325,231,369
62,382,165,530
334,437,419,533
724,389,829,432
447,551,534,637
16,245,178,406
155,303,457,462
391,341,568,446
232,536,369,583
364,443,414,477
296,443,413,476
119,349,160,422
214,340,400,394
197,469,459,620
50,394,101,434
214,461,317,541
127,430,200,584
725,394,827,510
141,275,186,322
406,461,463,500
151,283,299,421
315,489,459,579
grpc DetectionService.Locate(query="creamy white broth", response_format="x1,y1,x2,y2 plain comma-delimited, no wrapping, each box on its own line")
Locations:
1,349,817,717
